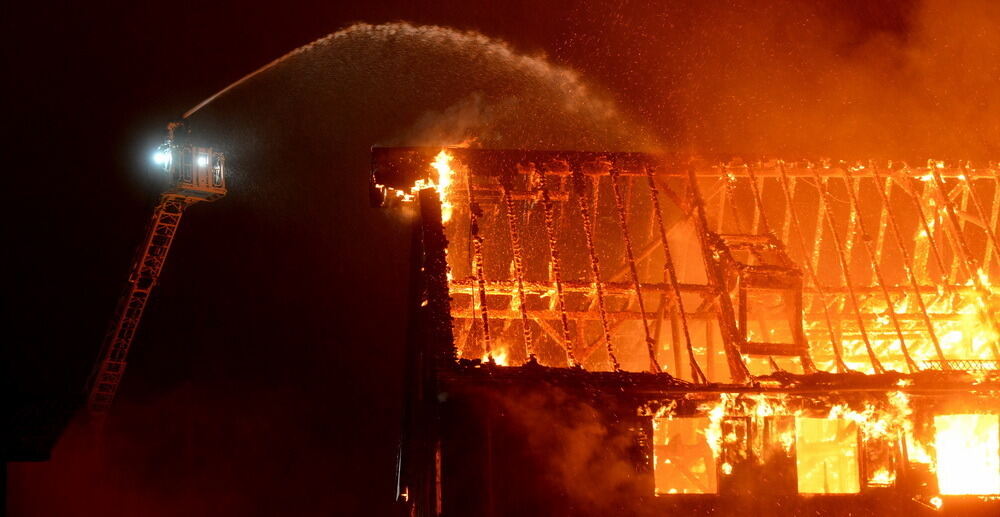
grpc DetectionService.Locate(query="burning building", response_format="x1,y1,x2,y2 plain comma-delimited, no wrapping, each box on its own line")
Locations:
373,147,1000,516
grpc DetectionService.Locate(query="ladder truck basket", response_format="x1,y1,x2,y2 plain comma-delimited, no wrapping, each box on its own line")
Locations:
154,143,227,201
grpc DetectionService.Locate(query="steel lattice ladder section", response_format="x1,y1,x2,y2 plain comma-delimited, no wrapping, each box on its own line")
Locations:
86,195,191,415
85,137,225,420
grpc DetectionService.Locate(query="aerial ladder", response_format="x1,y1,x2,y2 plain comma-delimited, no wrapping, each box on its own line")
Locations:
84,123,226,420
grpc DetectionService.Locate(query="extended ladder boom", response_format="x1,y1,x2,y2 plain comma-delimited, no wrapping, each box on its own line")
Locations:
86,132,226,418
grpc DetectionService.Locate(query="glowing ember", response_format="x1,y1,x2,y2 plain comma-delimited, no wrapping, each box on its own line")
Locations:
934,414,1000,495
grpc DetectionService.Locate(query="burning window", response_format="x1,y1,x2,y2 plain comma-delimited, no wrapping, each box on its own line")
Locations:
652,417,718,494
934,414,1000,495
795,418,860,494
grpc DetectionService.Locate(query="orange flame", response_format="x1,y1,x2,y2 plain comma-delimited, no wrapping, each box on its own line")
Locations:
374,149,457,223
481,343,509,366
934,414,1000,495
429,150,455,223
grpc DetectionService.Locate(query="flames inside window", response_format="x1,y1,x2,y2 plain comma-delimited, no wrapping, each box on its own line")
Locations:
653,417,718,494
795,418,860,494
935,414,1000,495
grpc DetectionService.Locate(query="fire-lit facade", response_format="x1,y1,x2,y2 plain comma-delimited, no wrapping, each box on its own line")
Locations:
372,148,1000,516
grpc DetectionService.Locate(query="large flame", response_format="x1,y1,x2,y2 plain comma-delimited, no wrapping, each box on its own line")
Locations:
934,414,1000,495
827,278,999,374
795,417,860,494
373,149,457,223
430,150,455,223
700,394,731,457
649,393,1000,496
481,343,509,366
887,391,934,465
410,147,1000,499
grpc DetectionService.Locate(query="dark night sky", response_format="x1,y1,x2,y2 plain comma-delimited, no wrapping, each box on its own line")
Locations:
6,1,993,515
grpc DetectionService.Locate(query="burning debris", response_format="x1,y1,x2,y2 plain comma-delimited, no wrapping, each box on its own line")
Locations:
374,147,1000,515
